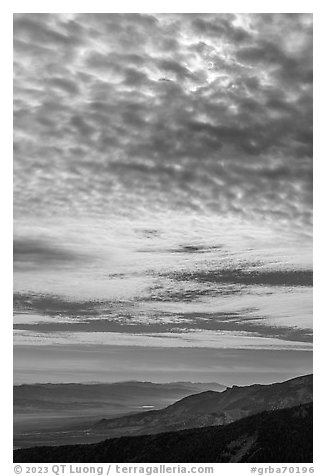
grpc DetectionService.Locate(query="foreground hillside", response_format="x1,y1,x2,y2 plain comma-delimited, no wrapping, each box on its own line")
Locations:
14,403,312,463
90,374,313,439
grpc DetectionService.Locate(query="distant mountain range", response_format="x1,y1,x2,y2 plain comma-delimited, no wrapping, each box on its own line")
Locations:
14,380,226,416
14,380,226,449
14,402,313,463
90,374,313,439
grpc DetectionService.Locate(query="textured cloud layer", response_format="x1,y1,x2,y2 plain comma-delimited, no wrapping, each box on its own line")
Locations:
13,14,313,383
14,13,312,232
14,329,312,351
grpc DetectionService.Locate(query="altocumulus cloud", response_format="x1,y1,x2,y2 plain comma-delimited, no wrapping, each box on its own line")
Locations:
14,13,312,233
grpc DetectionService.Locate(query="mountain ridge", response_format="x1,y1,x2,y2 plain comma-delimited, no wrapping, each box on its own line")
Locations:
14,402,313,463
91,374,312,438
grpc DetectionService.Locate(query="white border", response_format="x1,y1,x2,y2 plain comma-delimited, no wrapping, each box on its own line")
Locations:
3,2,323,472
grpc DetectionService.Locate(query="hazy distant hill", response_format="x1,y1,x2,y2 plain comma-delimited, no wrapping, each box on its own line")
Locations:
14,380,226,415
91,374,312,439
14,402,313,463
14,380,226,448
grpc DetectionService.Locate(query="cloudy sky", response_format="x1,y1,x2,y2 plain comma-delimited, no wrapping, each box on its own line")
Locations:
13,13,313,385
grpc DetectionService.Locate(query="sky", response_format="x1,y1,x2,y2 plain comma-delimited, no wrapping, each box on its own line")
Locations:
13,13,313,385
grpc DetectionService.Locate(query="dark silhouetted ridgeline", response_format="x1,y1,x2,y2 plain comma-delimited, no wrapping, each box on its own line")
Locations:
14,403,312,463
